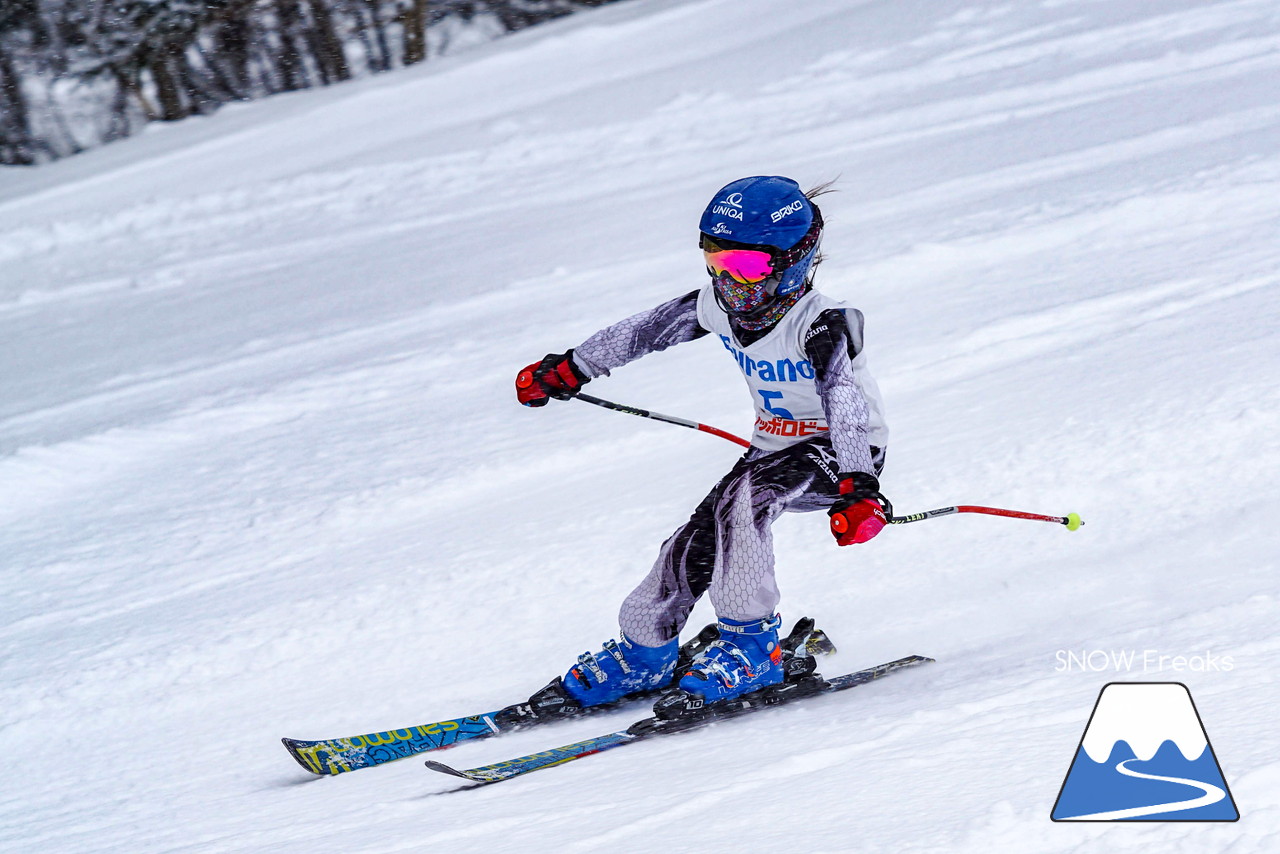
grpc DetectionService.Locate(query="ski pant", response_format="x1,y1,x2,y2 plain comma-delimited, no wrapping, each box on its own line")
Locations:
618,437,885,647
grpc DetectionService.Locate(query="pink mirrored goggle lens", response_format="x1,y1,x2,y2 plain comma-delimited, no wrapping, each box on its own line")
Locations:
704,248,775,285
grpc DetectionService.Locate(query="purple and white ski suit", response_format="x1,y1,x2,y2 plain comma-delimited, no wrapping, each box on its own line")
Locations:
572,285,887,648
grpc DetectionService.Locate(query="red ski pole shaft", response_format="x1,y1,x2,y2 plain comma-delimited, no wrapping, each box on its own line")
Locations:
888,505,1083,530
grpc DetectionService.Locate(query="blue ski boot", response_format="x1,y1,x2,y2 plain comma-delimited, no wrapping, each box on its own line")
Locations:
493,626,718,729
675,614,785,704
562,634,679,708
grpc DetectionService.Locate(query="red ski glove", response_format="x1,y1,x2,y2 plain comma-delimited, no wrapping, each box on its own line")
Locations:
828,472,889,546
516,351,591,407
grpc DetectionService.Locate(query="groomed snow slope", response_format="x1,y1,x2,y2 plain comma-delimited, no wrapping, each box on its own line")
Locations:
2,0,1278,851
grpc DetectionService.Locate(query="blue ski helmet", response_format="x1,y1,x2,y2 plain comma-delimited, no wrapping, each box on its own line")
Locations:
699,176,823,327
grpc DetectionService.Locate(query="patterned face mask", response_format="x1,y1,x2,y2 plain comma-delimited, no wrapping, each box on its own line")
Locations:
722,280,805,331
710,269,779,313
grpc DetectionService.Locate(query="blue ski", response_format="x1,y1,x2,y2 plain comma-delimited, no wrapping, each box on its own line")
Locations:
425,654,933,785
283,714,503,775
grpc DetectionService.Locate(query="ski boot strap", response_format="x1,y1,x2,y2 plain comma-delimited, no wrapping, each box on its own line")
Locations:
716,614,782,635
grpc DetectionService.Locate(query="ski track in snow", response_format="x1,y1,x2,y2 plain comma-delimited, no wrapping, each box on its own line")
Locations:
2,0,1278,851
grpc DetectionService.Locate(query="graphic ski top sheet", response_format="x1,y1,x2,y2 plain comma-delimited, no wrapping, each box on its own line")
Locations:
1052,682,1238,821
284,713,500,775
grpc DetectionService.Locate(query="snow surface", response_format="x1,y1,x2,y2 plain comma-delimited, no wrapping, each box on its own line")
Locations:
2,0,1279,851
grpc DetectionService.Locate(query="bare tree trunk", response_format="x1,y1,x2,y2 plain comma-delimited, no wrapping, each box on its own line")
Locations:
349,3,383,74
147,41,189,121
247,11,285,95
274,0,310,91
402,0,429,66
307,0,349,83
364,0,392,71
176,45,227,114
113,62,159,122
103,68,133,143
212,15,253,98
0,46,36,164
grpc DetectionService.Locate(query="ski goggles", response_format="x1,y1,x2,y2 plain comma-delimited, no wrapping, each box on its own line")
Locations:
702,240,777,285
699,210,823,287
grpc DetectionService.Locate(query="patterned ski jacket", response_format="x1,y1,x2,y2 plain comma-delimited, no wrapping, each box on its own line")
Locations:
570,286,887,476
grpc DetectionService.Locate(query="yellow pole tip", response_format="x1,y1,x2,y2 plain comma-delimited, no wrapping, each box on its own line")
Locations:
1065,513,1083,531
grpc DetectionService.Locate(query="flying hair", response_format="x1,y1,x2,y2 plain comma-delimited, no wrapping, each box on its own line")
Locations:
803,178,837,273
804,178,839,200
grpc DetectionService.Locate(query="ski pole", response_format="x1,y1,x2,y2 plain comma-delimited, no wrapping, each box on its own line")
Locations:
571,393,1082,530
885,504,1083,530
574,393,752,449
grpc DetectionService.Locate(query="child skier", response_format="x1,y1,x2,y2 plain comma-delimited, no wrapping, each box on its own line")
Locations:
516,176,889,714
